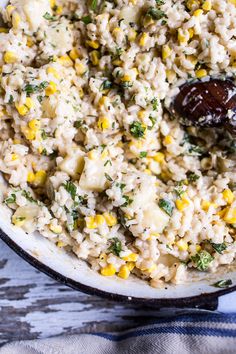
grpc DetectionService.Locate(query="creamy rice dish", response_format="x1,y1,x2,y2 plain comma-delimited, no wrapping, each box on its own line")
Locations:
1,0,236,288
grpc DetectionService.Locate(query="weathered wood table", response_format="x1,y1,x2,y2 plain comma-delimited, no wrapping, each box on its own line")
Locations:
0,240,235,345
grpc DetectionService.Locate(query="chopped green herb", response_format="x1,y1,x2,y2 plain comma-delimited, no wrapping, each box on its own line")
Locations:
212,279,232,288
174,181,185,197
15,216,26,222
148,115,157,130
188,144,204,156
151,98,158,111
105,173,113,181
146,7,167,20
8,95,14,104
104,159,112,167
120,81,133,89
4,194,16,204
140,151,147,158
122,195,133,207
116,183,126,191
158,198,174,216
43,12,56,21
155,0,165,4
191,250,214,271
81,15,92,24
74,120,83,128
22,190,37,203
130,121,146,139
24,81,49,96
210,241,227,254
100,80,113,91
41,148,48,156
166,244,172,250
90,0,97,11
101,144,107,152
49,150,58,160
63,181,77,200
37,95,43,103
108,237,122,256
41,130,48,140
187,171,200,183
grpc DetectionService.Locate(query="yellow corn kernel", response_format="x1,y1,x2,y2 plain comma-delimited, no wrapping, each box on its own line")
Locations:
12,215,26,227
187,55,197,66
193,9,203,16
88,150,96,160
28,119,40,130
45,81,57,96
223,207,236,224
112,59,122,66
22,127,36,140
49,224,62,234
229,0,236,4
58,55,73,67
162,45,172,60
139,32,148,46
202,0,211,11
127,262,135,271
86,216,97,229
86,40,100,49
176,239,188,251
222,189,234,205
13,139,20,144
75,62,86,75
118,265,130,279
103,212,117,227
195,69,207,78
90,50,100,66
97,116,110,130
34,170,47,186
55,5,63,15
50,0,56,8
12,12,21,30
166,69,176,83
122,253,138,262
15,103,28,116
138,110,145,119
128,29,137,42
26,36,34,47
163,135,173,145
112,27,122,36
69,48,80,61
188,28,194,39
153,152,165,163
98,96,108,107
176,198,190,211
94,214,105,225
78,88,84,98
6,5,15,16
47,67,59,79
178,28,190,45
146,264,157,273
144,168,152,175
25,97,34,109
27,171,35,183
11,153,18,161
186,0,200,10
129,0,137,4
196,244,201,252
122,74,131,82
57,241,65,248
0,27,8,33
100,264,116,276
129,140,143,149
201,200,218,211
150,232,160,239
4,51,17,64
101,149,108,160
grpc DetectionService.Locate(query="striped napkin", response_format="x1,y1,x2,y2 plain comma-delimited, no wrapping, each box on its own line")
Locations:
1,313,236,354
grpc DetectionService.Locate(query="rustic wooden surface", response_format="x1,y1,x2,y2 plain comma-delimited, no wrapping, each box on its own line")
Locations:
0,240,172,345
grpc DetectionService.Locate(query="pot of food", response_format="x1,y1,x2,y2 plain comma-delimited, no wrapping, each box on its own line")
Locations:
0,0,236,309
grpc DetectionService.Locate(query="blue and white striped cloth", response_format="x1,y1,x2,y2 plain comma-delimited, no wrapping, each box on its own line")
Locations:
1,312,236,354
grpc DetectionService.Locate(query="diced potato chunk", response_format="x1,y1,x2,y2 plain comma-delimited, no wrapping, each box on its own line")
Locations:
119,6,141,25
12,205,40,233
142,202,170,233
131,180,156,211
59,148,84,179
44,20,73,56
79,157,111,192
22,0,51,31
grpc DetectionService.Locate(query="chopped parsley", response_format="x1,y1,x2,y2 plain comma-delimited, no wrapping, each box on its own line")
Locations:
105,173,113,182
63,181,77,200
212,279,232,288
104,159,112,167
90,0,97,11
8,95,14,104
188,144,204,156
140,151,147,158
116,183,126,191
4,194,16,204
74,120,83,128
100,80,113,91
187,171,200,183
22,190,37,204
148,115,157,130
155,0,165,4
174,181,185,197
43,12,56,21
122,195,133,207
129,121,146,139
81,15,92,24
210,241,227,254
108,237,122,256
41,130,48,140
191,250,214,271
158,198,174,216
151,98,158,111
24,81,49,96
146,7,167,20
